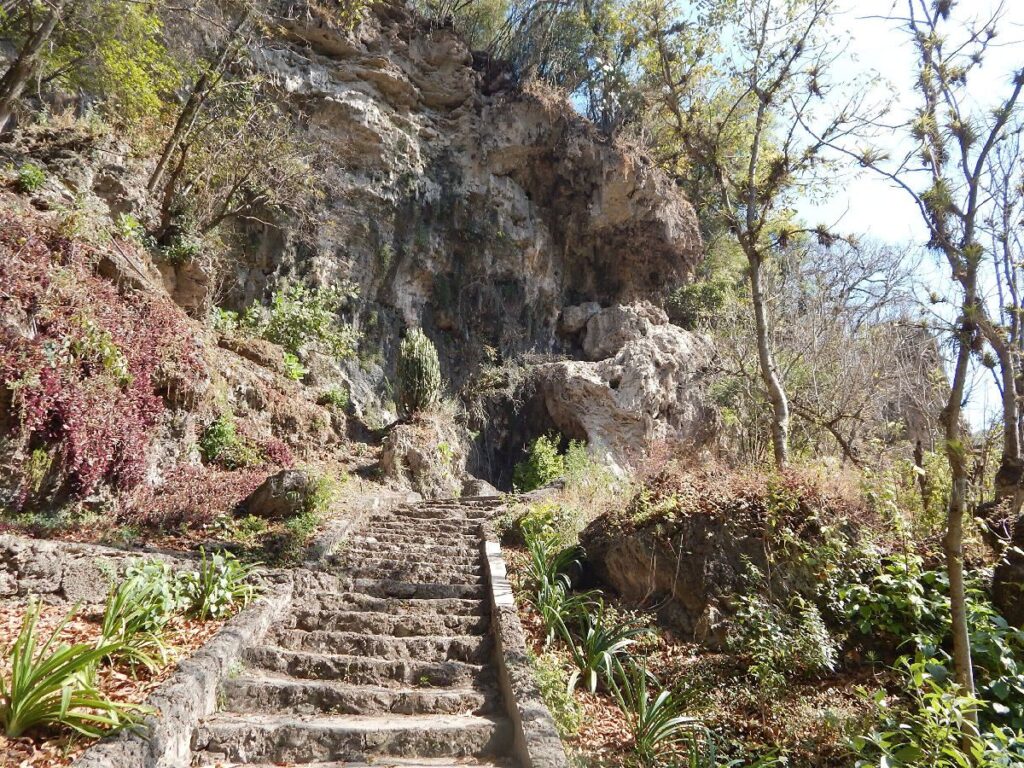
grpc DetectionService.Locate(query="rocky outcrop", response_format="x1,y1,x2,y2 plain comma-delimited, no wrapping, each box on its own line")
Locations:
535,303,717,470
380,412,471,499
582,516,756,648
223,2,703,419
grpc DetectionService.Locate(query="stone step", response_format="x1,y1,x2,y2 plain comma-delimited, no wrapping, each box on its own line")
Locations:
333,547,482,566
221,673,497,716
245,646,489,688
330,562,484,584
192,713,513,764
389,506,491,522
290,609,489,637
363,518,484,534
301,593,487,617
271,629,492,664
346,532,480,548
341,579,487,600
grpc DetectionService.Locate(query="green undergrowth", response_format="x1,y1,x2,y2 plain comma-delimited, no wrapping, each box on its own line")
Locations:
507,459,1024,767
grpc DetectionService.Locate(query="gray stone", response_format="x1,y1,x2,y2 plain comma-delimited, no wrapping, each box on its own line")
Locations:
463,477,501,498
537,306,718,470
238,469,314,519
559,302,602,335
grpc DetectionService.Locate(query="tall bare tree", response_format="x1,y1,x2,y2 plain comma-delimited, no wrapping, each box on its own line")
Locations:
819,0,1024,710
644,0,877,467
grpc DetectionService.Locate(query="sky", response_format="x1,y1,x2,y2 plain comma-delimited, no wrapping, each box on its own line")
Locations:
797,0,1024,428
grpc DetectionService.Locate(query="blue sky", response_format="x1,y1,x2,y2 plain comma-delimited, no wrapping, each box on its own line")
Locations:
798,0,1024,427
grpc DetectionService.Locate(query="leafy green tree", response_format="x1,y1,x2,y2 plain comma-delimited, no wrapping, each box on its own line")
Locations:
0,0,180,132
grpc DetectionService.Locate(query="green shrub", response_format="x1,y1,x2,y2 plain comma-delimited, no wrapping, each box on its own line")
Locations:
317,386,349,410
98,562,181,671
851,657,1024,767
838,554,947,645
160,228,203,264
514,434,567,491
530,651,583,737
729,570,838,689
397,327,442,416
16,162,46,193
211,307,240,333
610,662,717,768
180,548,260,620
198,413,259,469
250,283,359,359
113,213,155,249
282,351,307,381
665,279,730,330
0,602,140,738
301,473,337,516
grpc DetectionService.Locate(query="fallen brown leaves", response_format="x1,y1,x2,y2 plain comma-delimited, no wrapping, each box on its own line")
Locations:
0,599,224,768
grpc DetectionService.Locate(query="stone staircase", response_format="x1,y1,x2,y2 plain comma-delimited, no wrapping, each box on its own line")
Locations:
190,497,517,768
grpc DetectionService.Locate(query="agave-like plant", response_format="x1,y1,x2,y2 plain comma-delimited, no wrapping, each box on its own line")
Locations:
98,571,173,673
525,532,581,595
610,662,716,768
532,582,599,648
563,601,645,694
0,602,142,738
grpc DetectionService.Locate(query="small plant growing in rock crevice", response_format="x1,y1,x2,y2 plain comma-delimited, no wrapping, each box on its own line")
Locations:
198,413,260,469
317,386,349,410
397,327,442,416
15,162,46,193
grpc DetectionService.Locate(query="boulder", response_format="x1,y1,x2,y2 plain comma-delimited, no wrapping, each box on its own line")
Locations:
535,303,717,469
462,477,501,498
380,413,469,500
237,469,315,519
582,513,767,649
560,302,602,335
582,301,667,361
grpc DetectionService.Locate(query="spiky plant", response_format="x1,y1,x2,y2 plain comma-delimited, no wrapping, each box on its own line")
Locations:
609,661,716,768
0,602,141,738
562,601,644,694
397,327,441,416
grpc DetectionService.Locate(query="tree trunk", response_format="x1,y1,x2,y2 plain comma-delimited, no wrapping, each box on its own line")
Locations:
749,254,790,468
0,0,67,134
147,10,250,194
941,331,979,728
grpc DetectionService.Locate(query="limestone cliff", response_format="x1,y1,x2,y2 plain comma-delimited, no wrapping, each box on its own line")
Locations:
0,0,714,500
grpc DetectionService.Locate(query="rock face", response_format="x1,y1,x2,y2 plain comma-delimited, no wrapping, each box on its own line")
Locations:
582,512,767,649
535,303,718,470
1,0,715,494
223,2,704,420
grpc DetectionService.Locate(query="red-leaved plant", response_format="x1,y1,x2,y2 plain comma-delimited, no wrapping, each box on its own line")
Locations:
0,215,204,507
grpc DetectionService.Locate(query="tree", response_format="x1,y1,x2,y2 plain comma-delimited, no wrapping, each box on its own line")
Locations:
147,7,251,195
818,0,1024,714
708,240,934,466
0,0,68,133
644,0,877,468
0,0,180,133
